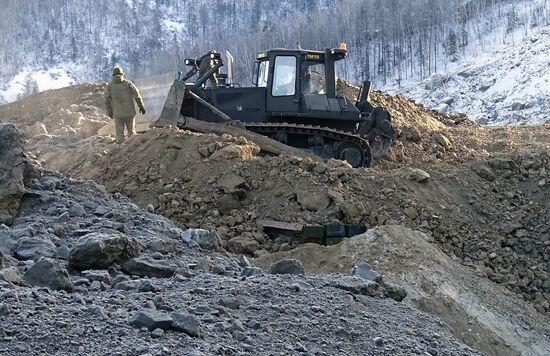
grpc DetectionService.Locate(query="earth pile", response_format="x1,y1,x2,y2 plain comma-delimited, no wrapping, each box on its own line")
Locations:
0,123,483,355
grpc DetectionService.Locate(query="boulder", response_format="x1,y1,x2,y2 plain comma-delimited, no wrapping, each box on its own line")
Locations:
472,164,496,182
227,237,260,255
122,258,176,278
296,189,330,211
352,262,383,284
216,195,242,215
0,225,15,255
171,312,201,337
401,167,430,183
209,143,259,161
23,258,74,292
432,132,452,150
0,267,20,284
0,124,26,226
384,283,408,302
242,266,263,277
425,73,446,90
269,259,304,275
218,174,247,194
330,277,380,297
12,236,57,261
180,229,222,251
68,232,141,270
129,309,173,331
341,201,367,224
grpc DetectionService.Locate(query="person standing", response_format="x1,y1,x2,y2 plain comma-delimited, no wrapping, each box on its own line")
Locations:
198,50,220,88
104,67,146,144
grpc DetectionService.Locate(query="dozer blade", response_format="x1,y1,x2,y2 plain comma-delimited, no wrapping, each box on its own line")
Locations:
153,80,187,128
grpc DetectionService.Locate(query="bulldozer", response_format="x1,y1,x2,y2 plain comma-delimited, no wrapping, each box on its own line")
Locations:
154,44,396,167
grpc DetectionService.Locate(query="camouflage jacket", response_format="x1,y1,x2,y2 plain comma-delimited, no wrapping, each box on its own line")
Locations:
105,77,144,119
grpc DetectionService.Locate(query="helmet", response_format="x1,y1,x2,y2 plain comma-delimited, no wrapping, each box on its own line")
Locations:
112,67,124,76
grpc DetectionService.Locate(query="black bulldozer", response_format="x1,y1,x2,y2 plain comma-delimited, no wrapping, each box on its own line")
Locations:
155,45,396,167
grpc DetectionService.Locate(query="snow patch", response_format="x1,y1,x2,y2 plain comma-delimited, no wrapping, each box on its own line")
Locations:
0,66,79,104
392,28,550,125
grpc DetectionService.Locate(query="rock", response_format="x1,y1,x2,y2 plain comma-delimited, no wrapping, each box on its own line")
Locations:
0,303,10,316
479,78,495,92
181,229,222,251
146,204,155,213
242,266,263,277
218,174,247,193
352,262,383,284
341,201,366,224
404,207,419,220
151,328,164,338
432,133,452,150
269,259,304,275
0,124,25,226
129,309,173,331
511,102,526,111
57,244,70,259
296,189,330,211
246,320,261,329
68,232,141,270
227,237,260,255
209,143,259,161
122,258,176,278
69,203,85,217
441,97,454,105
82,270,112,284
216,195,242,214
402,168,430,183
0,226,15,255
171,312,201,337
218,298,241,310
384,283,408,302
373,337,384,346
197,256,213,272
0,267,20,284
330,278,380,297
11,236,57,261
138,280,159,293
434,103,450,112
23,258,74,292
425,73,446,90
472,165,496,182
237,255,251,268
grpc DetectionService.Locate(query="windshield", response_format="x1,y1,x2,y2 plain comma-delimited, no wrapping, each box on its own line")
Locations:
272,56,297,97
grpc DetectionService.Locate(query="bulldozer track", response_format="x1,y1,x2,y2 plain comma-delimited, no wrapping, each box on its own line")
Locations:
243,122,373,166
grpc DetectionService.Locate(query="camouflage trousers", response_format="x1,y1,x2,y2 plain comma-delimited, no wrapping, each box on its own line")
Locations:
114,116,136,144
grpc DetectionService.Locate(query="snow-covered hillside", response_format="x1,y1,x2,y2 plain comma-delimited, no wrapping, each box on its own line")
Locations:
392,29,550,125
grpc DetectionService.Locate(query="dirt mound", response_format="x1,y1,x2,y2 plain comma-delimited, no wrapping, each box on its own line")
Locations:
253,226,550,356
0,83,109,154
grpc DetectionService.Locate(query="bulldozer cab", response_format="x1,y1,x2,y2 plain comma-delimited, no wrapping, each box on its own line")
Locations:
252,48,350,120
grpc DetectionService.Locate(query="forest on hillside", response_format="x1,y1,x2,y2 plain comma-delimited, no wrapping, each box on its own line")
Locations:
0,0,549,88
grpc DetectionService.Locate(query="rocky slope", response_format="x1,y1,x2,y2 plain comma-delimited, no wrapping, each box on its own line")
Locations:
0,123,482,355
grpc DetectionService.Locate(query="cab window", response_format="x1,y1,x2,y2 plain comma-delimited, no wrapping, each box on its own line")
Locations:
257,60,269,87
272,56,296,97
301,61,326,95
